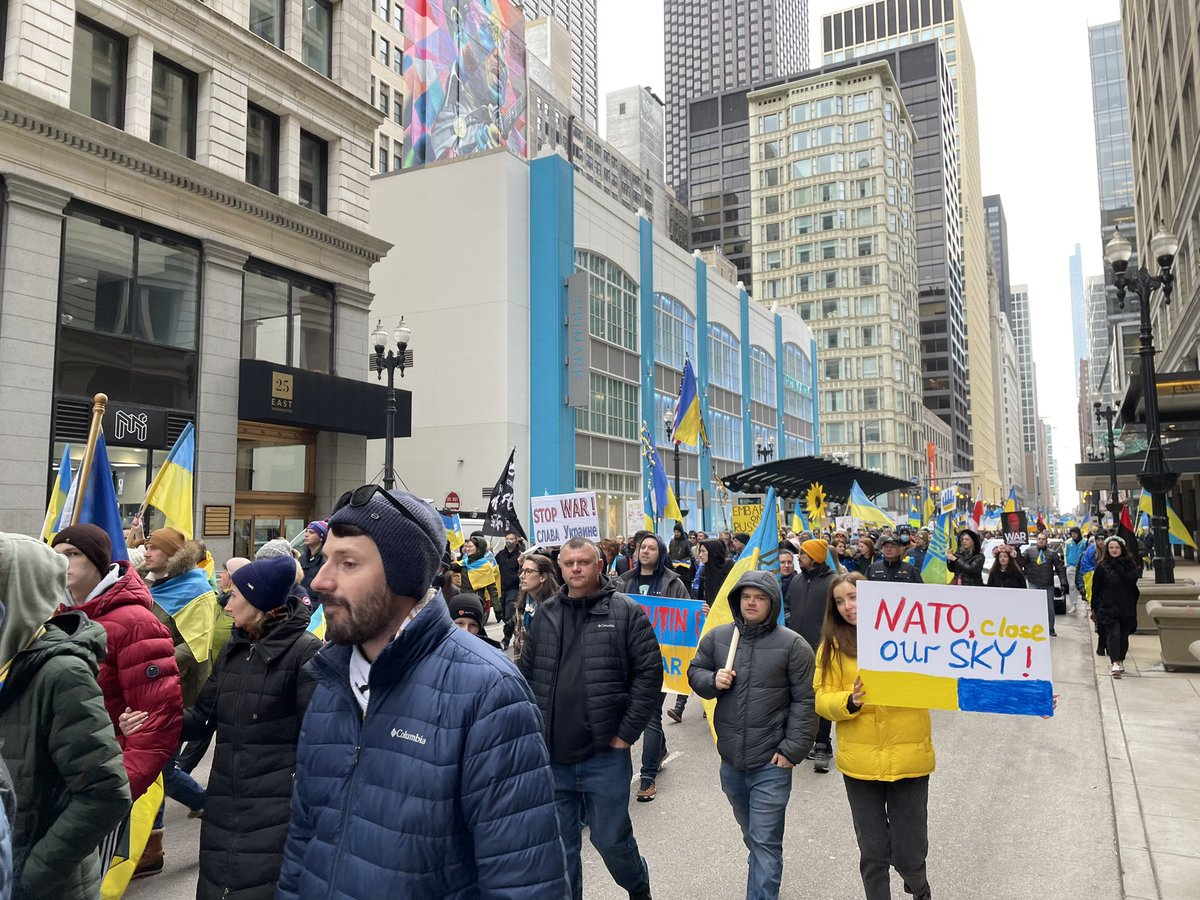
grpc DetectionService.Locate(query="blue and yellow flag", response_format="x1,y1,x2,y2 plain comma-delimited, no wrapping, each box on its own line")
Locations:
441,513,464,552
907,498,921,528
791,500,811,533
1003,487,1018,513
846,480,892,528
640,420,682,522
1137,490,1196,547
58,432,129,561
463,549,502,596
670,358,703,447
697,487,781,743
922,488,935,525
42,444,73,543
921,512,952,585
144,422,195,538
307,604,326,640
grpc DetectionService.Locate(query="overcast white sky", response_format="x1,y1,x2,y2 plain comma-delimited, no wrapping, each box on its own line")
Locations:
596,0,1123,510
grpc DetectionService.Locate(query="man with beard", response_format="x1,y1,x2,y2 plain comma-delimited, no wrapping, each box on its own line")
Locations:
277,487,567,898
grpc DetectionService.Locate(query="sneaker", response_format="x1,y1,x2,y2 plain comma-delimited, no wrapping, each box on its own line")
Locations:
1117,661,1126,675
659,749,668,768
813,745,832,773
666,708,682,724
1111,662,1122,678
636,782,656,802
187,808,204,819
1050,630,1057,637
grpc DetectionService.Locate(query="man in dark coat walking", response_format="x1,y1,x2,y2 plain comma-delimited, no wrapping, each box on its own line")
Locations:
1023,531,1069,637
689,569,816,900
784,538,835,772
520,537,662,900
867,534,923,583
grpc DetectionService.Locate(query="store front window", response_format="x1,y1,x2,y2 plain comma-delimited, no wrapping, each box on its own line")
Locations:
234,422,316,558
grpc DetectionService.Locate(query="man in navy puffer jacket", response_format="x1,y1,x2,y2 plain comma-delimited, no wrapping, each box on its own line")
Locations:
277,487,567,899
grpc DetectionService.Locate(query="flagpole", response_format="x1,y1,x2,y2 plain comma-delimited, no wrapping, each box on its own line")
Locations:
70,393,108,526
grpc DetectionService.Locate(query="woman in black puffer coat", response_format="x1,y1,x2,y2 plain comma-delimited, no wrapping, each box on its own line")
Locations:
947,529,985,587
136,555,322,900
1091,536,1141,678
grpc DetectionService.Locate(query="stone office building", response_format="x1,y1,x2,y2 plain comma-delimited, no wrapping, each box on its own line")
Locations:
0,0,392,560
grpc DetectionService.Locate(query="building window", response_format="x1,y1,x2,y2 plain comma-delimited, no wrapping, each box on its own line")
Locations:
379,36,389,66
750,346,777,406
393,4,404,31
71,17,126,127
249,0,285,47
246,104,280,194
575,373,638,441
150,56,197,158
708,324,741,392
379,137,388,173
242,264,334,373
575,251,638,352
783,342,813,421
653,293,696,370
379,82,389,116
298,131,327,213
301,0,333,77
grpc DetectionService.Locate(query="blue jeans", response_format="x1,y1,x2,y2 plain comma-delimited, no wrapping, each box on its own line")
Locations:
719,760,794,900
551,747,650,900
639,693,667,785
160,754,205,819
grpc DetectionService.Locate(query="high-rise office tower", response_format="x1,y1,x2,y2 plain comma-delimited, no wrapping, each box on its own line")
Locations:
1069,243,1087,367
823,0,993,491
663,0,809,202
1043,419,1058,511
523,0,598,128
1011,285,1044,507
747,60,922,488
606,86,667,184
983,195,1012,322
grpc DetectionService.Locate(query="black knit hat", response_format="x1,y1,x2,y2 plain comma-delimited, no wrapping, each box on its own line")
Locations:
231,555,296,612
448,592,485,627
329,489,445,600
52,524,112,576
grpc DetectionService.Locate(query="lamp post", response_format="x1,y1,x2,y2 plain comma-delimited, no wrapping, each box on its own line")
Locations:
372,317,411,492
1093,399,1122,525
1105,225,1178,584
755,437,775,464
662,411,690,521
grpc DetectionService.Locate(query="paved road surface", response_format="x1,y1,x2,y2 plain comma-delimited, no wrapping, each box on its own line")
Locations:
128,605,1119,899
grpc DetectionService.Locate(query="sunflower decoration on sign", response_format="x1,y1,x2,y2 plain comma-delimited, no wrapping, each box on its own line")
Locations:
804,482,827,525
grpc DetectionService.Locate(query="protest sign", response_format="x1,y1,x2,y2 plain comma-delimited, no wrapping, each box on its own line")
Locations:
625,499,645,538
637,595,704,694
856,581,1054,717
732,503,763,535
1002,510,1029,546
530,491,600,546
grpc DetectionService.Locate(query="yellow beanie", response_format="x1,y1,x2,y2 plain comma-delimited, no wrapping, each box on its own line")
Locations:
800,538,828,564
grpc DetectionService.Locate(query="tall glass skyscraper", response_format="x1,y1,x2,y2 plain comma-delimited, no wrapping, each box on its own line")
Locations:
663,0,809,202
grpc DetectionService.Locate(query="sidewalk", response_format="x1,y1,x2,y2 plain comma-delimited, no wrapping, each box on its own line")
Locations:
1092,560,1200,900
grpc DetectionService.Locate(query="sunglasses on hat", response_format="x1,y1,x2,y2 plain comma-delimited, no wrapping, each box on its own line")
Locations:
335,484,427,532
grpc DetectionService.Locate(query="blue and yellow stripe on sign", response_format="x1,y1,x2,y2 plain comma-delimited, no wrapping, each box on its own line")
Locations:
637,595,704,695
859,668,1054,717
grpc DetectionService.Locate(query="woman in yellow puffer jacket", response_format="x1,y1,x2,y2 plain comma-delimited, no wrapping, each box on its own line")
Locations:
814,572,934,900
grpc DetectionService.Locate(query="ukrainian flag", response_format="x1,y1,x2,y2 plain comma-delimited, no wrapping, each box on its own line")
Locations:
670,358,703,447
907,498,921,529
41,444,73,543
698,487,781,742
307,604,326,639
846,480,892,528
921,512,953,585
791,500,810,533
1003,487,1018,513
463,549,502,597
923,489,935,525
144,422,195,538
58,432,129,561
442,513,464,552
640,421,682,522
1137,490,1196,547
150,570,220,663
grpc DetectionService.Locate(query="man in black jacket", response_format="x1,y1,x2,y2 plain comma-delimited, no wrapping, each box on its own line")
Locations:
1023,531,1069,637
867,534,923,582
785,538,835,772
495,530,524,650
689,569,815,900
519,537,662,900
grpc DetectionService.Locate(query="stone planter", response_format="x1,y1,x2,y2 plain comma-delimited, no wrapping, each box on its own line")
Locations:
1135,583,1200,633
1145,600,1200,671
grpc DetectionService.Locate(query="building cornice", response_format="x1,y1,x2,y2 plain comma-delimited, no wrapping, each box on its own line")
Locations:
2,172,71,216
0,84,392,265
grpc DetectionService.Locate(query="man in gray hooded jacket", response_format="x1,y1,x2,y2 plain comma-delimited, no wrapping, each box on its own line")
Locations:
689,569,815,900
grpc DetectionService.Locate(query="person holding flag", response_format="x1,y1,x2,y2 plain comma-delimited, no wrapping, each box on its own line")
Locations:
946,528,984,587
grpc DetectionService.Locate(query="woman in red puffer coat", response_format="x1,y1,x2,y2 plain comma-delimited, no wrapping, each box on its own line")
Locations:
53,525,184,800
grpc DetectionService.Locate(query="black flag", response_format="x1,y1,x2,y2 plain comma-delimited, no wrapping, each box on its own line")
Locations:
483,447,526,539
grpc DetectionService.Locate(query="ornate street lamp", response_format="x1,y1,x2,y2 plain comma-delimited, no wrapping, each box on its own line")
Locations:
372,317,411,492
1093,399,1122,525
662,410,690,520
1105,225,1178,583
755,437,775,464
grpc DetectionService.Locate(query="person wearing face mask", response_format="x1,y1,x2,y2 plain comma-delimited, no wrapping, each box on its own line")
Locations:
495,531,525,651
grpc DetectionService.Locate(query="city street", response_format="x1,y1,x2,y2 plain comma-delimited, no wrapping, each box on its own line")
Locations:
129,604,1120,899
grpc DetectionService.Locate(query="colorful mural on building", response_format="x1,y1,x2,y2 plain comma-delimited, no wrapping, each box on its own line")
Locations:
402,0,528,167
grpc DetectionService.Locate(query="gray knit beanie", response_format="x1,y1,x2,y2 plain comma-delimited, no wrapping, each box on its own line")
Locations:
328,489,445,600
